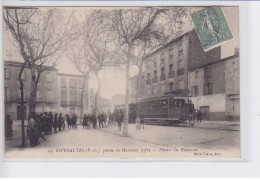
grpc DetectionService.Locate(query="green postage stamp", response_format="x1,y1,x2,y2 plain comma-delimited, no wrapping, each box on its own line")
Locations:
191,6,233,51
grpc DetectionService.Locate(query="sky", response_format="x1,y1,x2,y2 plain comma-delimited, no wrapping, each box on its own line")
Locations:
3,6,239,100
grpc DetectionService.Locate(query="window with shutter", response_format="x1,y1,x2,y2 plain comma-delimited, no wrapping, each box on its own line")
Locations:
4,68,10,79
46,91,53,102
61,78,67,88
46,73,53,83
5,87,10,100
69,79,76,88
77,79,83,89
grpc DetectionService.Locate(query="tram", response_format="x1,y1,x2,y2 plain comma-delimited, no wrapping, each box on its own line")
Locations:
138,94,191,126
114,91,192,126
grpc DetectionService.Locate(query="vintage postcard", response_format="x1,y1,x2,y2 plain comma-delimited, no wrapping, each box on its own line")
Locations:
3,6,240,160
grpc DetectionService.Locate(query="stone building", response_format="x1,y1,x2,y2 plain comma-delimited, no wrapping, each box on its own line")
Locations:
129,28,240,121
129,74,145,103
224,52,240,120
4,61,59,119
189,51,240,120
142,29,221,98
189,59,227,120
57,73,90,116
4,61,90,120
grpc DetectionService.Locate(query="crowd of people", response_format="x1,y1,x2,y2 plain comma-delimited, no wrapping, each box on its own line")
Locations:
27,112,77,147
82,109,125,131
5,102,203,148
26,109,126,147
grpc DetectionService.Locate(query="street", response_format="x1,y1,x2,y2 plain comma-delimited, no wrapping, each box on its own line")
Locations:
5,121,240,159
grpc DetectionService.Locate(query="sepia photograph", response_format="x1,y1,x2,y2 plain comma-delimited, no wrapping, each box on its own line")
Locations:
3,5,240,159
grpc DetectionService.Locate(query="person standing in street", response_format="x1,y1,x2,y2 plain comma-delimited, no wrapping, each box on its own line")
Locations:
93,113,97,129
86,114,91,129
66,114,71,129
49,112,54,134
5,114,13,139
83,114,87,129
36,114,46,142
61,115,65,131
197,109,202,123
27,112,38,147
135,116,141,130
53,113,58,133
118,109,124,131
58,113,63,131
72,113,77,129
103,112,108,127
98,113,103,128
140,112,145,129
43,112,48,135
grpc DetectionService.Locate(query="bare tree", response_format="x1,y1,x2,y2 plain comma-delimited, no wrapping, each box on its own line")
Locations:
69,44,91,124
69,10,118,123
4,7,77,122
130,7,190,117
110,7,169,136
4,7,37,146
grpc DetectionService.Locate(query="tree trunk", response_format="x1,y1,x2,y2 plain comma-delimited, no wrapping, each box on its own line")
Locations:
18,62,26,147
87,76,91,114
136,67,142,118
28,68,37,119
94,72,101,114
79,74,88,125
123,46,131,136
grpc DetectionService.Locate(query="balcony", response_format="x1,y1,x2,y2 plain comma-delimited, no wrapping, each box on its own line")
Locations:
160,74,166,81
152,77,158,83
177,68,184,76
146,79,151,85
168,71,174,78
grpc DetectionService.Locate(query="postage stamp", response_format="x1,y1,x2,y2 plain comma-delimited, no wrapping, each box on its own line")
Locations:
191,6,233,51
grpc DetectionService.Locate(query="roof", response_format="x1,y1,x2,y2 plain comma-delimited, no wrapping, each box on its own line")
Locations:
190,53,239,72
4,60,57,71
140,94,191,103
57,73,85,78
130,73,145,80
143,29,194,61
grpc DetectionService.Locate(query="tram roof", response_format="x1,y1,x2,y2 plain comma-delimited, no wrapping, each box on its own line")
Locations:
140,95,192,102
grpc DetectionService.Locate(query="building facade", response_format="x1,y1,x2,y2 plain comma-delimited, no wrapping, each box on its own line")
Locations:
129,74,145,103
189,53,240,120
224,53,240,120
142,29,221,99
189,59,227,120
129,29,240,121
4,61,59,119
4,61,90,120
57,73,90,117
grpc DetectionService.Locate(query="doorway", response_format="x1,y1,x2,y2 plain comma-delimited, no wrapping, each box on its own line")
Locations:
199,106,209,120
17,105,27,120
